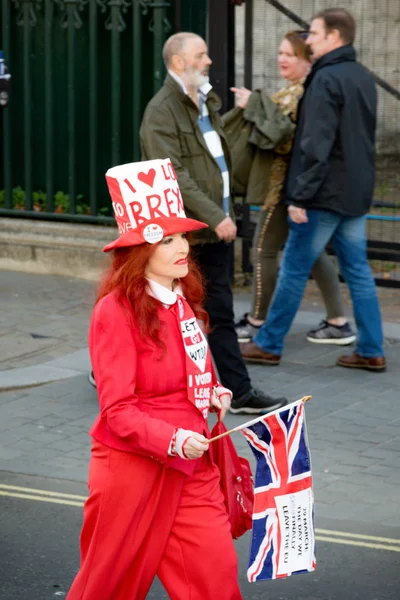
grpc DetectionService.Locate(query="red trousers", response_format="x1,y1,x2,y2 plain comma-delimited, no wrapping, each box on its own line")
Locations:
67,441,242,600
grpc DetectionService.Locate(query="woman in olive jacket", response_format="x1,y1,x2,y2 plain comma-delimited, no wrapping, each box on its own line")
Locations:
225,31,354,346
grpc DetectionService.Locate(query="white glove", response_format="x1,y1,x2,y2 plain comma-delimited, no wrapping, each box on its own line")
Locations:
171,428,209,460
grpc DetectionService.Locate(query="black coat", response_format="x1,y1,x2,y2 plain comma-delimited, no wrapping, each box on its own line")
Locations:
284,45,377,216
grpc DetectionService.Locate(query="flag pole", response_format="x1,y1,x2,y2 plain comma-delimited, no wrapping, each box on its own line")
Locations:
208,395,312,443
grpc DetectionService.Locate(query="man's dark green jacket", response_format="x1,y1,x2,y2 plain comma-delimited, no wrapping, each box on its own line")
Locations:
140,74,234,245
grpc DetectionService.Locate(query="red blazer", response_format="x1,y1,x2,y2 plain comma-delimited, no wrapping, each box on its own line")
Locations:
88,291,215,474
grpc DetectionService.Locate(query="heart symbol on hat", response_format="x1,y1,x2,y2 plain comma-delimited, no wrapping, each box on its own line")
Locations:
138,168,156,188
152,226,158,230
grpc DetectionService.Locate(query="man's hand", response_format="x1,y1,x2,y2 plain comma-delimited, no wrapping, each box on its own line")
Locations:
288,205,308,224
215,216,237,242
230,86,252,110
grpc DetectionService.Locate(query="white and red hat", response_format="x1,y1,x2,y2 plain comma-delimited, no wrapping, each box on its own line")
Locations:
103,158,208,252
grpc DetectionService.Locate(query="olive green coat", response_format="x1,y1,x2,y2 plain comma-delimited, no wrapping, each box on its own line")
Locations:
222,89,295,205
140,75,233,245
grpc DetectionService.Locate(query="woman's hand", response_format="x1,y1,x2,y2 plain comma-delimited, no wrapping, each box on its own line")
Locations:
230,86,252,109
210,385,233,421
174,429,209,460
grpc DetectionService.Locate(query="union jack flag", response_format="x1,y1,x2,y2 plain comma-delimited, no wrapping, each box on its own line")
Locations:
242,399,316,582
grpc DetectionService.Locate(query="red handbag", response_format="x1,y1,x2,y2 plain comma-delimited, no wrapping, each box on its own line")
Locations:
211,416,254,539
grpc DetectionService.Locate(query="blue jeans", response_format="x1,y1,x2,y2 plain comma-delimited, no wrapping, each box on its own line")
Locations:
254,210,384,357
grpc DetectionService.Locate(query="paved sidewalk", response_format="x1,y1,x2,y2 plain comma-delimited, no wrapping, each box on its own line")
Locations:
1,269,399,389
0,269,399,531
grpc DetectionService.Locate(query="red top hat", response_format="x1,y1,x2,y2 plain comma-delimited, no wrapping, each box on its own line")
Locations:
103,158,208,252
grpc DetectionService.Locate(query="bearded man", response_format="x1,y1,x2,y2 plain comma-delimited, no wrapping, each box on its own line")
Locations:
140,32,287,415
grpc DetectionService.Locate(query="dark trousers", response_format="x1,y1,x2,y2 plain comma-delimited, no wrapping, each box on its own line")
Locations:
191,241,251,398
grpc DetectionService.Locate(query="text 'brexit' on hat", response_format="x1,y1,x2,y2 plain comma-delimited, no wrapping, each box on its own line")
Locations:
103,158,208,252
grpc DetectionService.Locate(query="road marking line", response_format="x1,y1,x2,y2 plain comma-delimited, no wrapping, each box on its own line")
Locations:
315,535,400,553
0,490,84,507
2,484,400,552
316,528,400,545
0,484,87,501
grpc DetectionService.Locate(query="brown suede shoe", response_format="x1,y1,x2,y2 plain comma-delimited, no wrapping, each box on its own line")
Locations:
337,353,386,372
240,341,281,365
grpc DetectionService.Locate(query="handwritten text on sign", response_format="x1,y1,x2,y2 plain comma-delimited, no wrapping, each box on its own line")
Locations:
181,318,208,374
181,317,211,418
275,488,315,575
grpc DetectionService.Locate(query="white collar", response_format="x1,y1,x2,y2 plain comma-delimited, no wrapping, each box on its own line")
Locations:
168,69,212,97
146,278,183,307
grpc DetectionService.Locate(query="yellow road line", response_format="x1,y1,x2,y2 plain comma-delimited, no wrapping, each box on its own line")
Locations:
316,528,400,545
1,484,399,552
0,490,84,507
315,535,400,553
0,483,87,501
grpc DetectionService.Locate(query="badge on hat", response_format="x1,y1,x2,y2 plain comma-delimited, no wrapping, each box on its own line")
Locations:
142,223,164,244
103,158,207,252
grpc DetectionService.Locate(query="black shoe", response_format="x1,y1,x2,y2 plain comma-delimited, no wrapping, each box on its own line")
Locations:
234,312,250,328
306,320,356,345
88,371,96,388
230,388,287,415
234,313,263,343
236,321,262,343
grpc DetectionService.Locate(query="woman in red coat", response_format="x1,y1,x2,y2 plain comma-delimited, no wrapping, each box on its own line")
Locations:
66,159,243,600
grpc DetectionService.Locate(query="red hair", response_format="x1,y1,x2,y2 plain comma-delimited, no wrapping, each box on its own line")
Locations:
96,242,209,352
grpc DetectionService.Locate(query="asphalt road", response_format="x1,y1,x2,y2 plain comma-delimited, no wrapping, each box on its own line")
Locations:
0,471,399,600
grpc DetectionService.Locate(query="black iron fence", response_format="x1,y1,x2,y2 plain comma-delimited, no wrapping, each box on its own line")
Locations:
0,0,206,223
233,0,400,287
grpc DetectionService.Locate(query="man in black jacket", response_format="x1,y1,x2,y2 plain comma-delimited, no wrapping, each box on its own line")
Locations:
241,8,386,372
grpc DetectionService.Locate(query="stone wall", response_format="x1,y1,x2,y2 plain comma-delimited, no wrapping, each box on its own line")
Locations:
0,218,115,281
234,0,400,155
